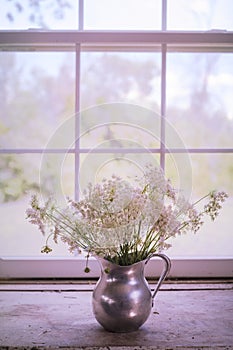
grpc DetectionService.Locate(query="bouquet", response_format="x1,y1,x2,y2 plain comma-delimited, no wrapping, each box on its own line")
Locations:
26,164,227,269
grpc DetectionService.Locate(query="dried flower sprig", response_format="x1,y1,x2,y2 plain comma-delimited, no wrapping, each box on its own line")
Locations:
26,164,228,267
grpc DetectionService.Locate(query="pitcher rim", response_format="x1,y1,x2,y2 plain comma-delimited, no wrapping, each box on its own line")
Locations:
95,255,152,270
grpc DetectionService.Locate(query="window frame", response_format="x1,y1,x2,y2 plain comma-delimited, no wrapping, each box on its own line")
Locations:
0,18,233,279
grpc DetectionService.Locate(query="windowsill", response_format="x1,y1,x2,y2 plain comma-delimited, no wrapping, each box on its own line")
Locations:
1,257,233,279
1,280,233,349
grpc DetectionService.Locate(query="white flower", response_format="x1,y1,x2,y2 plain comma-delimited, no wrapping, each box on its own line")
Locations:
26,164,228,266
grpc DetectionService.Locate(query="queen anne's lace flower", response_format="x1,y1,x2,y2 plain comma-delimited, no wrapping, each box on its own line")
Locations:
26,164,228,266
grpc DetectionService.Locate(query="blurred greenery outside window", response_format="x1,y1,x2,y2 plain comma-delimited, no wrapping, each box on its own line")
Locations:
0,0,232,263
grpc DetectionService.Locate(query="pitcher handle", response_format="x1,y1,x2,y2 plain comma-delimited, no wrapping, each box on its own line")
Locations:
147,253,171,304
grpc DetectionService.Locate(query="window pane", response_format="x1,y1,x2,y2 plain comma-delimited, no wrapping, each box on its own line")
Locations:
0,153,74,256
79,153,160,191
84,0,161,30
167,52,233,148
79,103,161,149
0,52,75,149
0,0,78,30
165,153,233,257
39,153,75,199
167,0,233,30
81,52,161,111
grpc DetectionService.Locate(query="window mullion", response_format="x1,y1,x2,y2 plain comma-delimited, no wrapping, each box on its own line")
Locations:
162,0,167,31
79,0,84,31
160,43,167,171
75,44,81,201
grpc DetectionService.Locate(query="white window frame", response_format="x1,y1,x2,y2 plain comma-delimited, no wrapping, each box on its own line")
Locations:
0,3,233,279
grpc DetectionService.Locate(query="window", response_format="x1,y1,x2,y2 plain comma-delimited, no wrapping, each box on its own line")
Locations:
0,0,232,278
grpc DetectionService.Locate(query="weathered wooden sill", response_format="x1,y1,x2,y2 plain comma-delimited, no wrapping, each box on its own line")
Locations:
0,280,233,349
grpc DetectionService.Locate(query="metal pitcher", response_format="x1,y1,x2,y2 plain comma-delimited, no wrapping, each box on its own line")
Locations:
92,253,171,333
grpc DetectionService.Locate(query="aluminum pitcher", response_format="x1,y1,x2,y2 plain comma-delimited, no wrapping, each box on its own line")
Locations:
92,253,171,332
